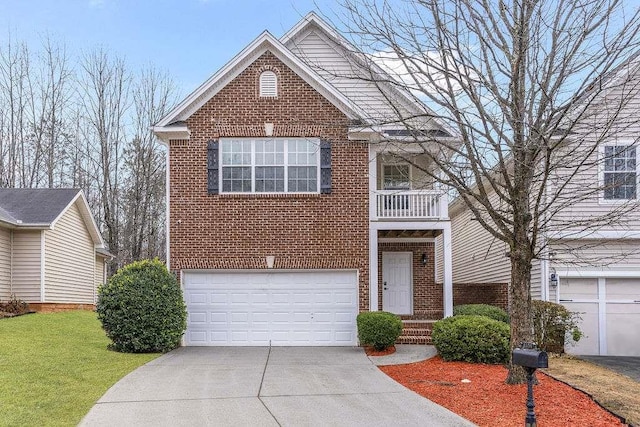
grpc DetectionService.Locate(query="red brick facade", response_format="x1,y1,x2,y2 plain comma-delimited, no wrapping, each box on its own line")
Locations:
29,303,96,313
452,283,509,310
168,52,371,310
377,242,443,318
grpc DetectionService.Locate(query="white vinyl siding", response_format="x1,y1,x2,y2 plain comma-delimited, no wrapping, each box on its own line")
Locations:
0,228,11,299
450,200,511,285
551,240,640,270
95,256,106,292
285,29,418,124
548,65,640,229
11,231,42,302
45,202,96,303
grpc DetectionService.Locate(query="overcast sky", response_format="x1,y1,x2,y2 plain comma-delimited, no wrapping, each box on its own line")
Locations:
0,0,340,95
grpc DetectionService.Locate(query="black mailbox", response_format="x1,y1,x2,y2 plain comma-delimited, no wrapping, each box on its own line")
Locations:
512,348,548,369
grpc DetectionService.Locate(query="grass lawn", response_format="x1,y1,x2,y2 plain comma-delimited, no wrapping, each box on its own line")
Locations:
0,311,161,426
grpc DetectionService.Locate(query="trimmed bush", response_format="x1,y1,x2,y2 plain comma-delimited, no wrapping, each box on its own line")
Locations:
97,258,187,353
453,304,510,324
532,300,582,353
432,315,510,364
357,311,403,351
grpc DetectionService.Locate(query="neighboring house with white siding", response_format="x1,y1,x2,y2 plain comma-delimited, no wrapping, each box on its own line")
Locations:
0,189,110,310
447,55,640,357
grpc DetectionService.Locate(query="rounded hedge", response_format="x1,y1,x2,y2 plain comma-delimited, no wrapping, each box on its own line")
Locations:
357,311,403,351
532,300,582,353
453,304,510,324
432,315,510,364
97,259,187,353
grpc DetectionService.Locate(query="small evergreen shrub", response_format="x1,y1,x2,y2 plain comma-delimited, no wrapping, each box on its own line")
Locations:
357,311,403,351
453,304,510,324
532,300,582,353
432,315,510,364
97,258,187,353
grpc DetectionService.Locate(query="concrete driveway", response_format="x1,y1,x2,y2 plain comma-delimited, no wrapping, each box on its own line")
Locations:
80,347,473,426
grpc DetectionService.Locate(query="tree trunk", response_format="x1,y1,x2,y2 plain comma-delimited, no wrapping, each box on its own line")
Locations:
506,248,534,384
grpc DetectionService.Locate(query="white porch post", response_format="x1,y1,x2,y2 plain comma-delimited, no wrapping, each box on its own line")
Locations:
369,146,379,311
443,223,453,317
369,226,379,311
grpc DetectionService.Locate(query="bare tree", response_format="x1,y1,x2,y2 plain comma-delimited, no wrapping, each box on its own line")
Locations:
336,0,640,382
0,36,30,187
78,48,130,275
121,66,176,263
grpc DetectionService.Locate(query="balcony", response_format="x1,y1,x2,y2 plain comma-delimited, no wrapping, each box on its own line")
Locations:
373,189,448,220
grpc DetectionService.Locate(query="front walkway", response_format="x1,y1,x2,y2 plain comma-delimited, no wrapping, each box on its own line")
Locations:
80,346,472,426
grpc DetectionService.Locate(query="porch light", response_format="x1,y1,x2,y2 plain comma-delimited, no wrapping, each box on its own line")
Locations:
421,253,428,266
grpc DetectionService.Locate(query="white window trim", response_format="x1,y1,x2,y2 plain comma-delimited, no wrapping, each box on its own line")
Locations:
220,138,321,194
599,140,639,205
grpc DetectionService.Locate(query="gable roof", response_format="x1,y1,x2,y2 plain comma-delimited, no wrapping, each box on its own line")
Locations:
153,30,368,140
0,188,105,247
281,12,453,135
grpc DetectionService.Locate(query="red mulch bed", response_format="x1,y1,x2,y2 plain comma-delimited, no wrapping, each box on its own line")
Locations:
364,345,396,356
380,356,624,427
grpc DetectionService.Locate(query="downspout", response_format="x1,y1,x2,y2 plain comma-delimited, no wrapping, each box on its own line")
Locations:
40,230,46,302
165,144,171,270
10,230,13,294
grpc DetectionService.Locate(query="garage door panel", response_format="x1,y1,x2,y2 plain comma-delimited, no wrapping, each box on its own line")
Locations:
606,278,639,300
189,312,207,324
562,302,599,355
183,271,358,346
606,304,640,356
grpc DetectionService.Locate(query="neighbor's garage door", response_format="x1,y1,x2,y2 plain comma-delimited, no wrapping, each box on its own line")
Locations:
561,278,640,356
183,270,358,346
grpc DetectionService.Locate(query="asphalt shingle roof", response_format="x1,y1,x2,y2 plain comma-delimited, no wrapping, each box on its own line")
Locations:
0,188,80,225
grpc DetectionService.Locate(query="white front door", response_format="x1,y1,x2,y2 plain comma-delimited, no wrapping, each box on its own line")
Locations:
382,252,412,315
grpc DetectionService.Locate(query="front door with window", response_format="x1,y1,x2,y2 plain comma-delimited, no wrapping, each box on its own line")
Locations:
382,252,412,315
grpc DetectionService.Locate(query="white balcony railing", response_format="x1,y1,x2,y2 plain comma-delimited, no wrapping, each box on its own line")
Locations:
374,190,448,220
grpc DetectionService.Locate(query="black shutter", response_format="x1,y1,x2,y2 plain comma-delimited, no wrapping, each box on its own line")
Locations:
320,139,332,194
207,140,219,194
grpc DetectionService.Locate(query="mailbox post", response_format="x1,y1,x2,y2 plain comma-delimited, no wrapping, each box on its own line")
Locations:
512,345,548,427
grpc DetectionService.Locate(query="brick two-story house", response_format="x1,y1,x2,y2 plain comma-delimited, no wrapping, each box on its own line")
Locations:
153,13,459,346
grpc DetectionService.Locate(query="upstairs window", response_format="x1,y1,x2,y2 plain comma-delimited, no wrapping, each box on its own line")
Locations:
603,145,637,200
383,164,411,190
220,138,319,193
259,71,277,97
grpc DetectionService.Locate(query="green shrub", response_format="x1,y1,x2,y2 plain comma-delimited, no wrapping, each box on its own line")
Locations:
453,304,510,324
96,258,187,353
532,300,582,354
432,315,510,364
357,311,403,351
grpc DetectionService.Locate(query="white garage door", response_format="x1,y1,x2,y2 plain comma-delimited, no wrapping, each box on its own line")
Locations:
561,277,640,356
183,270,358,346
